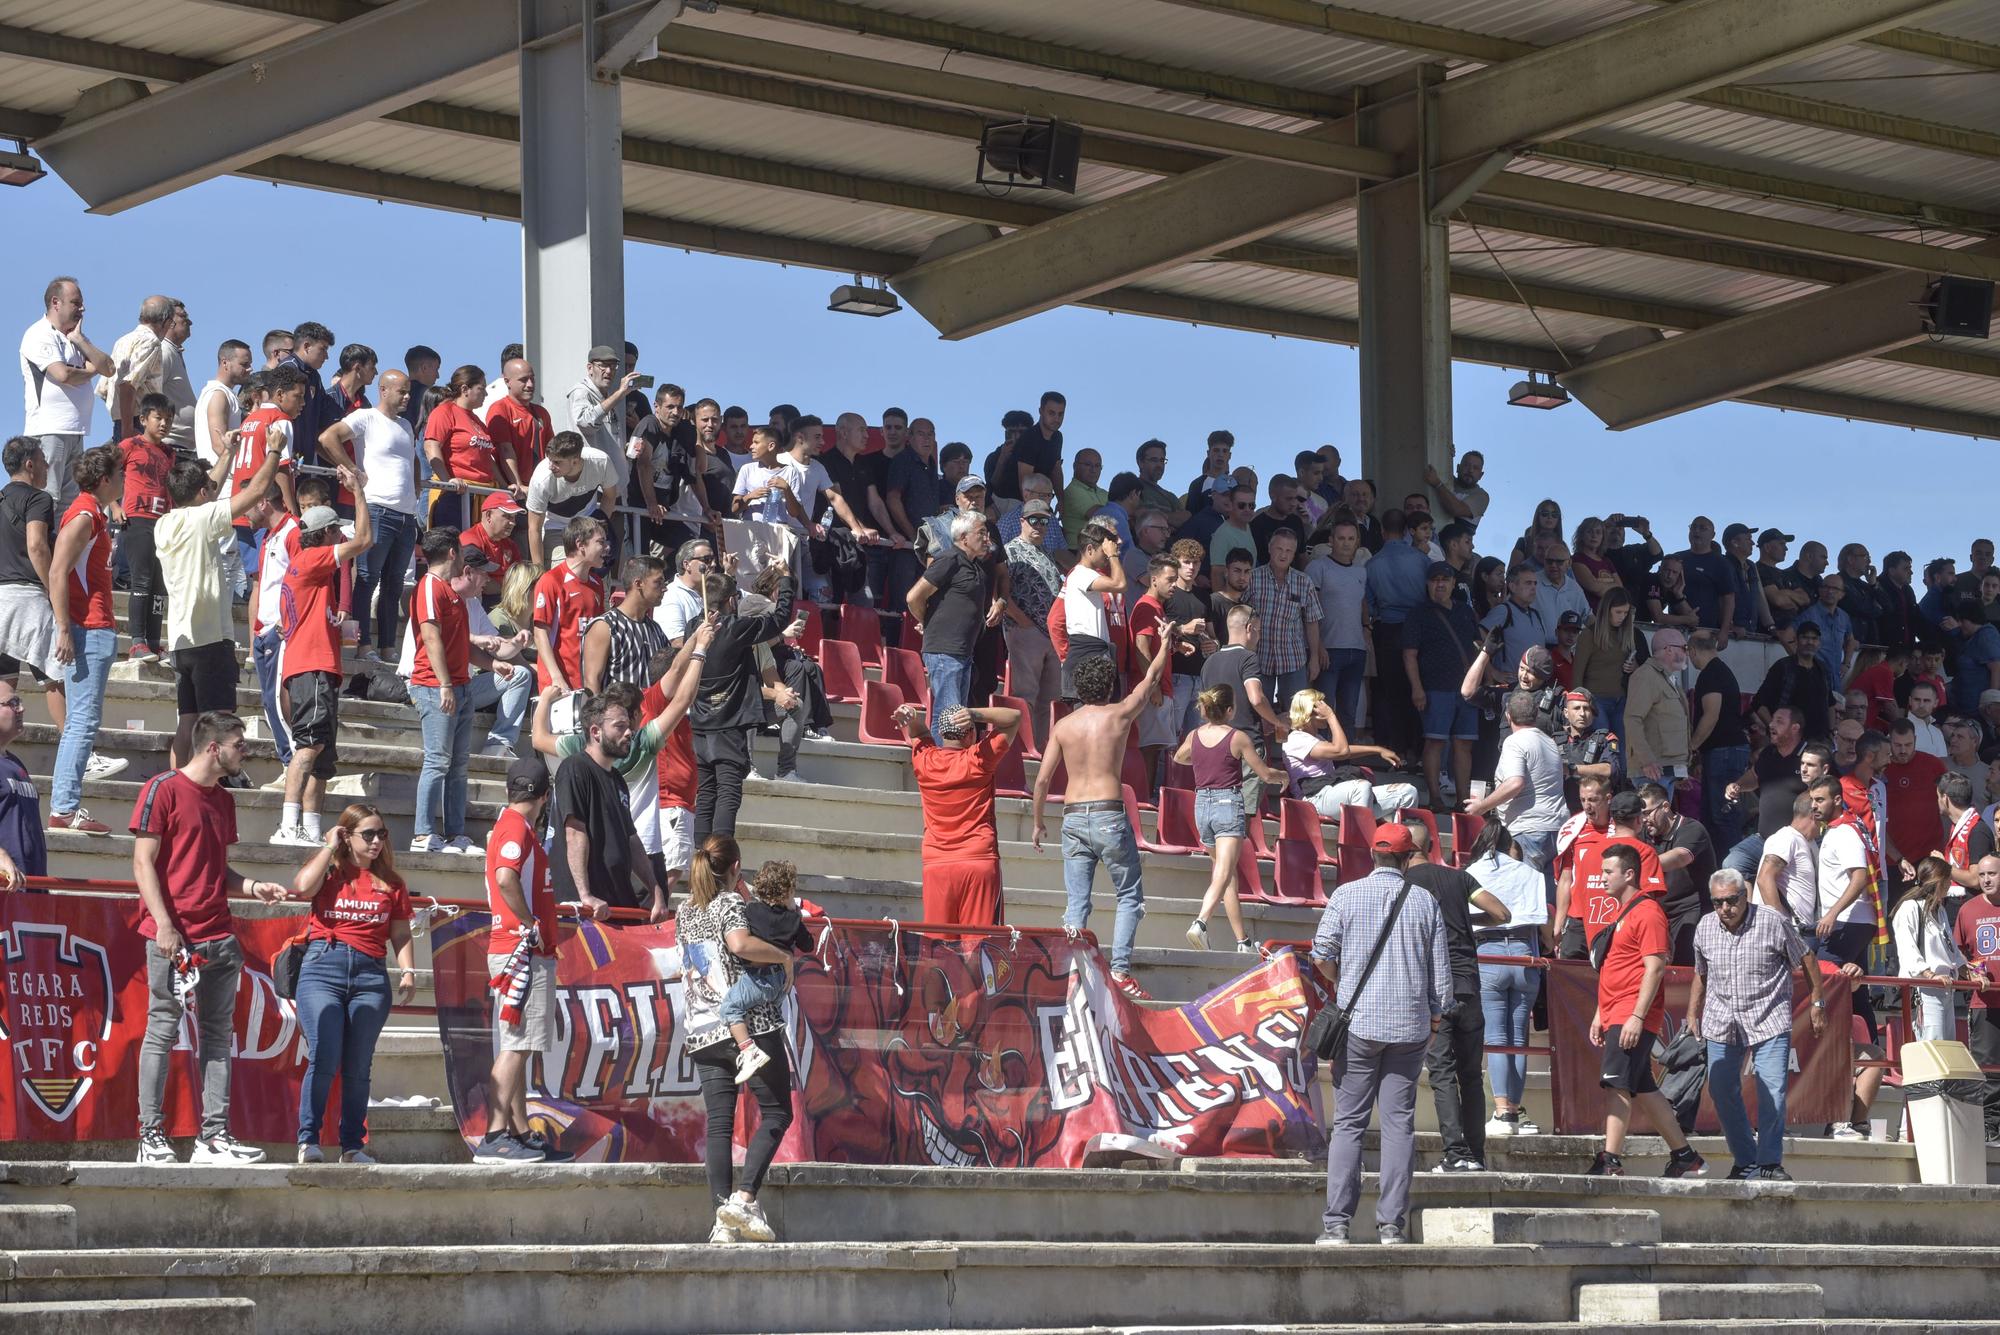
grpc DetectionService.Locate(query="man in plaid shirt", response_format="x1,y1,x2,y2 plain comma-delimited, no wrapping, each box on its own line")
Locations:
1688,866,1827,1181
1312,822,1452,1246
1247,529,1323,710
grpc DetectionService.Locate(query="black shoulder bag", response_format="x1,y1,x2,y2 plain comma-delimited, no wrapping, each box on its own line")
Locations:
1587,893,1648,970
1303,877,1416,1064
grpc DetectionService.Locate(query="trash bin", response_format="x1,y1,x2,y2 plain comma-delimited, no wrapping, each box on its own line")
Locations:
1901,1039,1987,1185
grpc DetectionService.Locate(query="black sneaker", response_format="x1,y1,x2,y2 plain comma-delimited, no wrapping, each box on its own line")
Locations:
521,1130,574,1164
1586,1151,1624,1176
1757,1164,1793,1182
1663,1146,1707,1179
1431,1156,1487,1173
1725,1164,1759,1180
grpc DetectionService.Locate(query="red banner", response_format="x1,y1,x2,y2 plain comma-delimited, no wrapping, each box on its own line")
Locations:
1543,959,1853,1136
430,913,1326,1166
0,894,312,1143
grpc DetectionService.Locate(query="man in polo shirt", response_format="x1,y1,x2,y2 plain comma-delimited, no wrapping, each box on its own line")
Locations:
409,531,479,854
396,546,530,760
525,429,620,568
21,277,113,510
1688,867,1826,1180
459,493,524,591
486,357,551,489
271,504,373,848
1061,447,1107,549
657,537,714,648
531,516,608,692
130,711,288,1164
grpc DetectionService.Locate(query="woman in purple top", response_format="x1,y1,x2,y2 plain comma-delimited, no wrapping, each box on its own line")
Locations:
1172,684,1286,954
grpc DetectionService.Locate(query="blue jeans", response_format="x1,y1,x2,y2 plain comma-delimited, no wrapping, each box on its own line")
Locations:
1706,1033,1790,1169
1597,697,1625,747
1701,744,1751,849
1514,829,1558,906
50,626,117,814
1061,807,1145,975
921,651,972,745
462,665,531,750
1317,649,1368,731
1478,938,1537,1104
253,626,292,766
411,682,474,839
1260,666,1309,720
720,963,787,1027
352,505,419,654
1722,833,1763,879
295,939,393,1151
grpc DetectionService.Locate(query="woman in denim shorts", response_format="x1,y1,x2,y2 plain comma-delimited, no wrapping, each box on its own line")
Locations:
1172,684,1289,953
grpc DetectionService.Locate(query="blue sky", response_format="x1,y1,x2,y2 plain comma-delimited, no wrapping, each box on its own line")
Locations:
5,172,1986,568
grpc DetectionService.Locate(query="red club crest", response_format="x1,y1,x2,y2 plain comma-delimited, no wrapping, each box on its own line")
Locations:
1,921,116,1123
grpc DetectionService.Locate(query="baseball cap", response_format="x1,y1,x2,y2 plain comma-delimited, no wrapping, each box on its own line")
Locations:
956,475,986,495
1608,791,1643,821
1021,498,1053,519
458,547,492,571
299,505,341,535
586,344,619,364
1001,409,1034,431
1757,527,1795,547
1521,645,1556,677
1425,560,1456,582
1371,823,1415,854
1207,475,1238,494
483,492,524,516
505,757,551,800
1557,610,1583,630
1721,522,1753,543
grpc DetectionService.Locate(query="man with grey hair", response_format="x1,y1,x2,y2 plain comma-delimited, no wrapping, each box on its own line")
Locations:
997,472,1073,565
1689,865,1826,1180
908,509,1001,743
99,293,175,439
21,278,112,512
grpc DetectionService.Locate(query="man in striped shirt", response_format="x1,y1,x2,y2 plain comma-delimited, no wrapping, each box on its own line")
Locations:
583,554,669,694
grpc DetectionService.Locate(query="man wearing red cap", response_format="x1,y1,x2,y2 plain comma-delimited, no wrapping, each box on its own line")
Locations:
1311,820,1452,1247
460,492,524,591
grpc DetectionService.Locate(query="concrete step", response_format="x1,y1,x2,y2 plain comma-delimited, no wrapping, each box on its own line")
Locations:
1578,1282,1826,1322
12,1160,2000,1252
0,1203,75,1249
0,1299,256,1335
3,1238,1994,1332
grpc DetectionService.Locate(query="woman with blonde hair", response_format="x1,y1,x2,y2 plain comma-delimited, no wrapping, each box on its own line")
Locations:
1282,688,1419,819
1173,684,1288,953
1570,587,1645,740
261,803,416,1163
492,560,542,639
1893,855,1977,1041
676,834,795,1243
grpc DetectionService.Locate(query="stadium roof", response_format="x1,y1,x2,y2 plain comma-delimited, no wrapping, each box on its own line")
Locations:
7,0,2000,437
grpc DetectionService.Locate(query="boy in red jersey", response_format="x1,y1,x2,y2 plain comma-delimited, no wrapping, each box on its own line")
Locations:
531,514,608,691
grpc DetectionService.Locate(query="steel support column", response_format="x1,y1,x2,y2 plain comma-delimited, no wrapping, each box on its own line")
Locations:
521,0,625,430
1357,69,1452,517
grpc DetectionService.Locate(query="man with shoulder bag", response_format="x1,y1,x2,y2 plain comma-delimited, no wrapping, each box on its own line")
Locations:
1309,823,1454,1246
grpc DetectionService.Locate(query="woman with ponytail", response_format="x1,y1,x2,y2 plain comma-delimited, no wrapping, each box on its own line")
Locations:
676,833,795,1243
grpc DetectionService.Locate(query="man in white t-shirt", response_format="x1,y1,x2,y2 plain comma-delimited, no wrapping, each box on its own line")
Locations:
251,492,301,771
20,277,112,511
731,426,804,529
1756,790,1822,928
1466,689,1569,872
655,536,714,647
395,548,531,756
525,429,619,567
318,370,422,660
195,339,253,598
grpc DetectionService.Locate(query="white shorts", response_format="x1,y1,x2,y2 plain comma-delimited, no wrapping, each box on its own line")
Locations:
660,805,693,874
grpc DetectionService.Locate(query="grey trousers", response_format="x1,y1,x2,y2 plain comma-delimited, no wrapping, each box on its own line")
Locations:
138,935,242,1137
1323,1034,1427,1233
36,433,82,513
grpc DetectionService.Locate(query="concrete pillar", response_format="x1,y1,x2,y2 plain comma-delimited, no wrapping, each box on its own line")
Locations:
520,0,625,431
1356,66,1452,516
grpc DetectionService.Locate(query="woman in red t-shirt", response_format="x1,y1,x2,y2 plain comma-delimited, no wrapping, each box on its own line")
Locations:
422,364,496,531
267,804,416,1163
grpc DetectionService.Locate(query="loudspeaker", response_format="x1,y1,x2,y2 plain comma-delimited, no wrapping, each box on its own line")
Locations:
977,119,1083,194
1924,275,1994,339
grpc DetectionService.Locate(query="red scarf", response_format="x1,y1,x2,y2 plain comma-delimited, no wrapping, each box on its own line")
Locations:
1830,806,1889,945
1948,807,1981,871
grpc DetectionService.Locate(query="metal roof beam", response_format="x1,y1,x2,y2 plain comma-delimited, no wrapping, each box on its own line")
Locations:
34,0,519,212
1621,0,2000,72
1432,0,1961,162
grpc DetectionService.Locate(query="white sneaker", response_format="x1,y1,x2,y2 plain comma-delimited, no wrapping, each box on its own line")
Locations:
1831,1121,1869,1141
446,836,478,856
715,1194,776,1242
1185,920,1209,951
190,1132,267,1164
1515,1114,1541,1136
1485,1115,1514,1139
479,737,517,760
409,835,442,854
734,1043,771,1085
84,752,129,780
136,1129,178,1164
707,1219,740,1244
339,1148,378,1165
269,824,316,848
298,1143,324,1164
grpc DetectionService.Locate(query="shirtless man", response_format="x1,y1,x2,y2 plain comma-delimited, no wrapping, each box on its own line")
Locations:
1030,628,1177,999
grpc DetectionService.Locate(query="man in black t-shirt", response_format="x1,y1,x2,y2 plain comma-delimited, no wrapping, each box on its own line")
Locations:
0,437,63,717
1403,819,1511,1173
1752,623,1835,742
984,409,1036,505
1688,630,1749,847
1640,782,1717,966
909,510,997,744
550,693,665,920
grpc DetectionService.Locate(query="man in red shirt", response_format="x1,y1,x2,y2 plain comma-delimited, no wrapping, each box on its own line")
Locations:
411,529,476,853
1883,718,1947,873
531,515,608,691
1127,554,1185,791
1588,843,1705,1178
896,700,1021,924
478,755,564,1164
460,493,524,592
484,356,549,493
46,443,131,832
130,711,289,1164
119,392,178,662
1953,855,2000,1145
1554,782,1667,959
272,504,373,847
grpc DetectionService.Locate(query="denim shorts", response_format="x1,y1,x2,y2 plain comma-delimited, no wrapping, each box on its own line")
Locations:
1195,787,1246,845
1420,691,1478,740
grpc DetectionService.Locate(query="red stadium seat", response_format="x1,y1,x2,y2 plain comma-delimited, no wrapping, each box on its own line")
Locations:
1157,787,1205,852
1164,759,1197,793
883,647,929,708
1279,798,1330,866
996,731,1030,799
1273,837,1326,906
820,637,866,704
858,680,907,747
839,608,884,668
1451,813,1485,868
1243,807,1276,863
1129,785,1199,856
993,694,1037,759
1236,839,1274,903
1336,804,1377,884
1121,746,1155,806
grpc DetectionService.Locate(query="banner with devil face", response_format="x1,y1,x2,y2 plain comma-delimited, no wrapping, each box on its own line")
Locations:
431,913,1326,1167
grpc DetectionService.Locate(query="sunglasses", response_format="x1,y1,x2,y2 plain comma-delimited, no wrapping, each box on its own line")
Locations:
1713,895,1745,908
354,828,389,841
